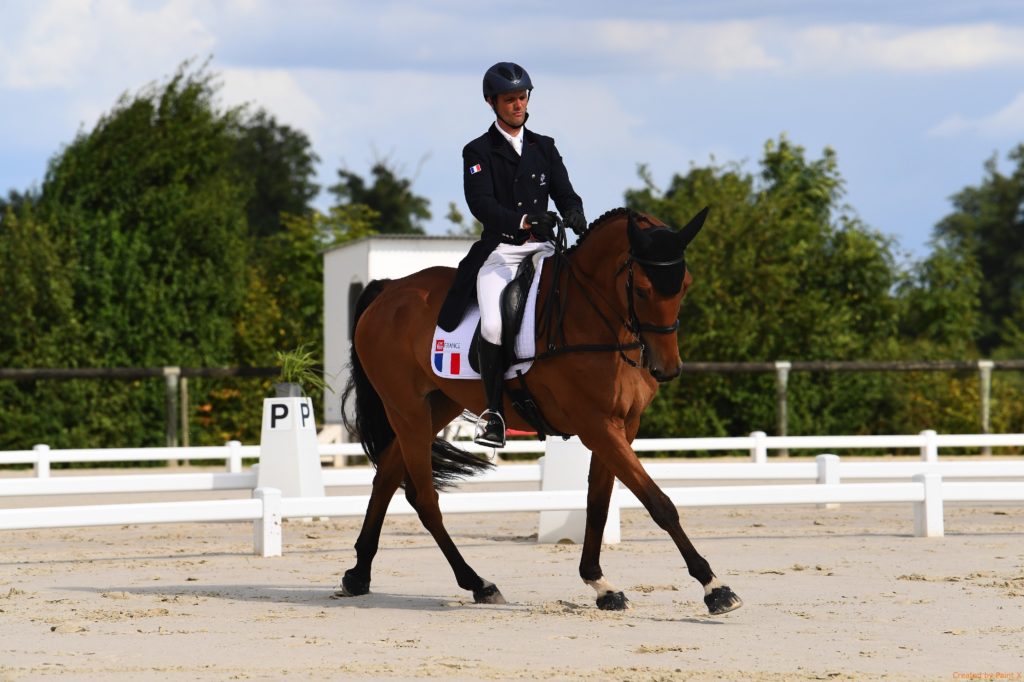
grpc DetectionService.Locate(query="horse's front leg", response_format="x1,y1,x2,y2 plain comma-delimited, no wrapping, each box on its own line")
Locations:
580,455,629,610
582,426,742,616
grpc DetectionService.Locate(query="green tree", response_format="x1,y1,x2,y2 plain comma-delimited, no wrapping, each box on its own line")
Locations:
234,110,320,238
931,145,1024,354
0,207,78,367
0,205,85,449
626,137,903,438
329,161,430,234
19,62,253,447
0,189,38,220
444,201,482,237
242,204,379,363
40,63,250,368
897,245,982,354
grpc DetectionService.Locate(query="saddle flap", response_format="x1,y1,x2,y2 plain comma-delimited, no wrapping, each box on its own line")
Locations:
433,253,548,381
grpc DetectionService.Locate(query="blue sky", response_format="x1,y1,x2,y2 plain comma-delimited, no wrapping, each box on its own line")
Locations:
2,1,1023,259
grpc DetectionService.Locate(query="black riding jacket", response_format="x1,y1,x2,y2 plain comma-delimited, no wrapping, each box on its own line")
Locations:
437,123,584,332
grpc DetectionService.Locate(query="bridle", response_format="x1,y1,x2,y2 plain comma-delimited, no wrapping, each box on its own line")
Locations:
623,253,684,337
534,214,686,371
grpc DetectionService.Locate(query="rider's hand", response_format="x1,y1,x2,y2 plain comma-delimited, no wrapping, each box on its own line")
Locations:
563,209,587,236
526,211,557,241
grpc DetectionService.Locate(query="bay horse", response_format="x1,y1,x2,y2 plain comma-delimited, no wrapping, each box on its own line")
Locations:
339,207,742,615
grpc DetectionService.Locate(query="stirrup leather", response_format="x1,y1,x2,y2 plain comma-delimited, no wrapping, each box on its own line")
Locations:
474,409,506,448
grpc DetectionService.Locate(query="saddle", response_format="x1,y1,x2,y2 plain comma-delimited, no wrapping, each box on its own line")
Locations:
430,253,569,441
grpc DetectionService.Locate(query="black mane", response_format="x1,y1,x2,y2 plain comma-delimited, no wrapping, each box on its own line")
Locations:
566,207,640,256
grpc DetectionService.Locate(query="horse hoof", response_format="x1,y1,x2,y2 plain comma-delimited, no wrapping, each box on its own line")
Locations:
704,585,742,615
473,582,507,604
596,591,630,611
336,570,370,597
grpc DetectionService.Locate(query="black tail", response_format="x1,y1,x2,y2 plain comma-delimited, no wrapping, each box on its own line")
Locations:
342,280,394,467
341,279,493,490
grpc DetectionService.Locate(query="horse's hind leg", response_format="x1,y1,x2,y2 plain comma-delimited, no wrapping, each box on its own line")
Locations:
580,456,630,611
582,428,742,616
338,393,462,598
389,401,506,605
337,438,406,597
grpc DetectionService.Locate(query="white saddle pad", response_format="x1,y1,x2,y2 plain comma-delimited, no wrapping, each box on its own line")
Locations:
431,254,547,380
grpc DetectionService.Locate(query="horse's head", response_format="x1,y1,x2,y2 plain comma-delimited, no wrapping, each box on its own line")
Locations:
625,207,708,382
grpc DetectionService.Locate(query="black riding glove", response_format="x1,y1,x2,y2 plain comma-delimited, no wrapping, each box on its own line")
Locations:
526,211,557,242
563,209,588,236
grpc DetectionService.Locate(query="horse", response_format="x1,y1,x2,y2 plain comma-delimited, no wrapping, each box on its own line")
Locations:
338,207,742,616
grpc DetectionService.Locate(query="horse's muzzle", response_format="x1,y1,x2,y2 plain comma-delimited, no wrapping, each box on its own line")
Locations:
651,364,682,383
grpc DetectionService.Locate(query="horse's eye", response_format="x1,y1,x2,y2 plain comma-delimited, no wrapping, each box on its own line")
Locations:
636,287,650,300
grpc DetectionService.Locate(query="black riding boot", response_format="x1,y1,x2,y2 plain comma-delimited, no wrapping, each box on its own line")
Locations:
474,340,506,448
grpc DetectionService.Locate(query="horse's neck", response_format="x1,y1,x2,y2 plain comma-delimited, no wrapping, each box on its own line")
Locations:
555,222,631,333
570,222,627,281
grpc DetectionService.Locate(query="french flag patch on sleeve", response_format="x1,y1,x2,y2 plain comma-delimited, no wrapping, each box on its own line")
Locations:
469,163,482,174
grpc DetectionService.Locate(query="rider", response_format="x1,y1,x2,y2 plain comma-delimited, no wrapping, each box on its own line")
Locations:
437,61,588,448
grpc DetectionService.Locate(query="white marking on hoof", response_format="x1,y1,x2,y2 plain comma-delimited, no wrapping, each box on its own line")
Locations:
703,576,725,596
585,577,619,597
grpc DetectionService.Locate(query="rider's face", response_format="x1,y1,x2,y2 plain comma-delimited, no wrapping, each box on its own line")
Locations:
491,90,529,132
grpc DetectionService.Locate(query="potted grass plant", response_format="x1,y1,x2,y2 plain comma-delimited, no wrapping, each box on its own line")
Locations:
273,344,328,398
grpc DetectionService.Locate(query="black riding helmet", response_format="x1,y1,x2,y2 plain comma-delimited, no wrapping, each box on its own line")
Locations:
482,62,533,100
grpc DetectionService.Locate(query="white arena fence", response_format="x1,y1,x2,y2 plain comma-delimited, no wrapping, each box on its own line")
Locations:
1,432,1022,556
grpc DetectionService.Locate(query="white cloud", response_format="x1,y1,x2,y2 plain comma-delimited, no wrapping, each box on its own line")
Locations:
928,91,1024,137
462,18,1024,78
791,23,1024,72
590,19,781,74
219,68,324,135
0,0,215,91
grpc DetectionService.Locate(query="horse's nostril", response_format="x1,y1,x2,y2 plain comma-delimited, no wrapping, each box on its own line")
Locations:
652,365,681,383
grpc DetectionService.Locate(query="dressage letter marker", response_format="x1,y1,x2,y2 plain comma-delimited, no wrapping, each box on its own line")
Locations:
257,397,325,499
270,404,290,430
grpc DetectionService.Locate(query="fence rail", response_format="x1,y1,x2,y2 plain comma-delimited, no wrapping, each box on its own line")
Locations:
2,432,1022,555
3,473,1023,554
4,431,1024,480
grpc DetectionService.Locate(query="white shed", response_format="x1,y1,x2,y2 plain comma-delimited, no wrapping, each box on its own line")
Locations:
322,235,476,425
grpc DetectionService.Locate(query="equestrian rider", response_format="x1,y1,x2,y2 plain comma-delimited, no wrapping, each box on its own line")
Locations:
437,62,588,448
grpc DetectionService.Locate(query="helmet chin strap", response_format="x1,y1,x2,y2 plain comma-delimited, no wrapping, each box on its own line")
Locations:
488,96,529,131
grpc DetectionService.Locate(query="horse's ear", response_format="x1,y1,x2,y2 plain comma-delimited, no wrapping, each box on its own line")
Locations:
678,206,709,248
627,214,651,251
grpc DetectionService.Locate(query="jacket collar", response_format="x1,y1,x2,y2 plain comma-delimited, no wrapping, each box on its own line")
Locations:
487,119,535,162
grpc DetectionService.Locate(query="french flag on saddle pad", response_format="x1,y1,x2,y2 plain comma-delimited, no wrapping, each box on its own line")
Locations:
433,338,462,375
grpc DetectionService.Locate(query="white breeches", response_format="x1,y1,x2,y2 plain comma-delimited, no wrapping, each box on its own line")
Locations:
477,240,555,345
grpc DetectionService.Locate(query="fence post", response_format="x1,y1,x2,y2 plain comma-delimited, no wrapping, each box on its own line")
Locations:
912,473,944,538
537,437,618,544
33,444,50,478
179,375,190,449
978,360,993,456
254,487,282,557
919,429,938,462
750,431,768,463
775,361,791,457
815,454,840,510
226,440,243,474
163,366,181,450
